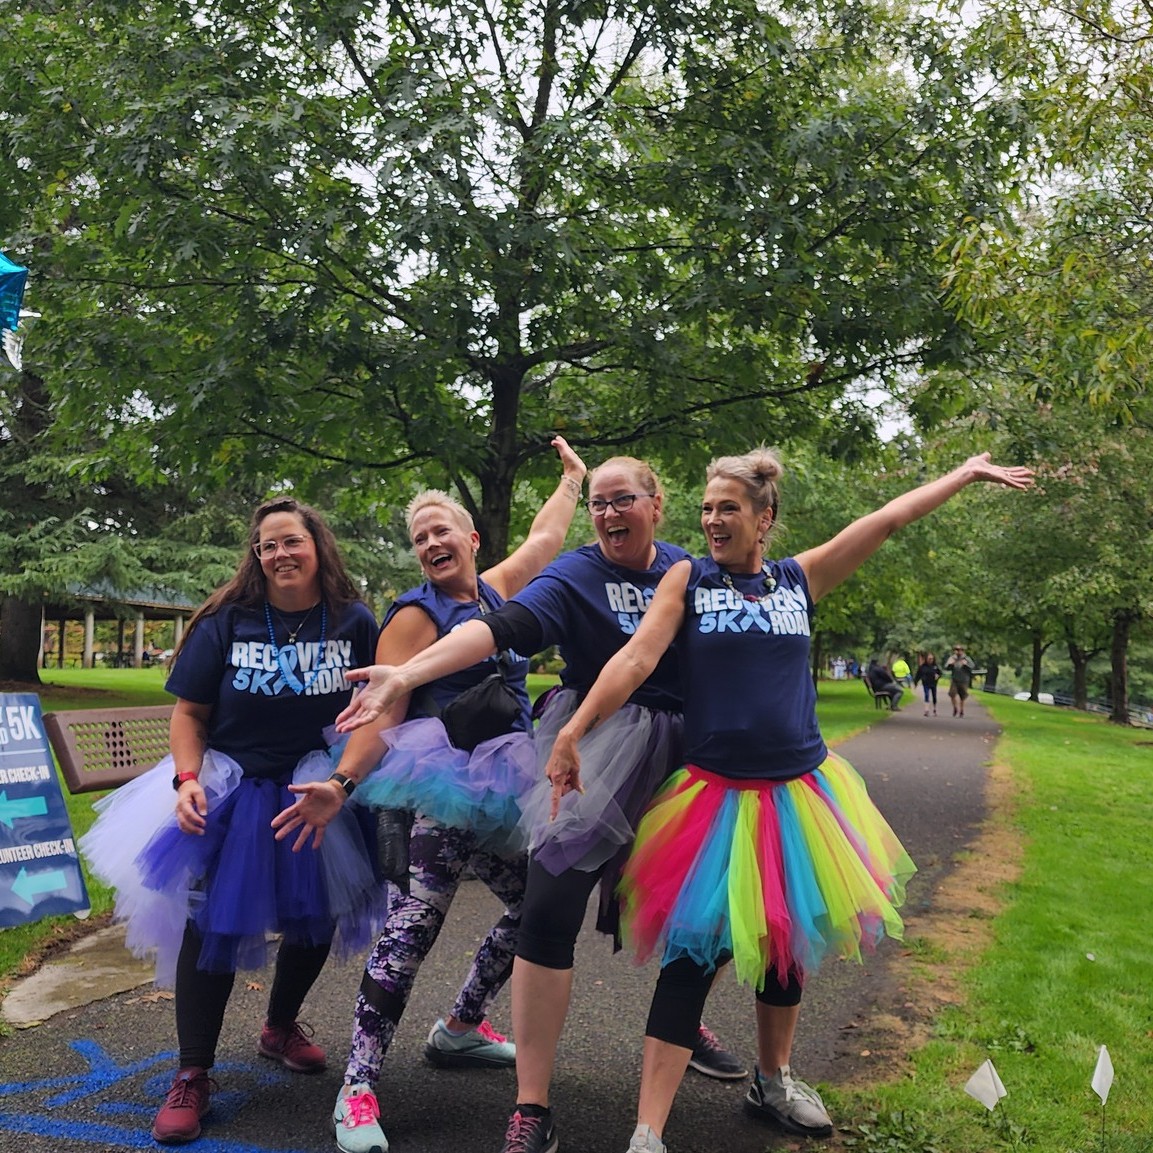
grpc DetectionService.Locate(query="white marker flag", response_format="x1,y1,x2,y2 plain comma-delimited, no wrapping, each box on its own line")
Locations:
1092,1045,1114,1105
964,1059,1007,1111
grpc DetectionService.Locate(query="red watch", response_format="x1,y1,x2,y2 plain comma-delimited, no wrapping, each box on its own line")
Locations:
172,771,200,790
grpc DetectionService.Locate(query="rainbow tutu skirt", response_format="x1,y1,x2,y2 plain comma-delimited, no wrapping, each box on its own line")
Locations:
619,753,915,991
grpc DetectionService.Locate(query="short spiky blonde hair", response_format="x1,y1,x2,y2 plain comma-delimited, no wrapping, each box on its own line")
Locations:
405,490,476,539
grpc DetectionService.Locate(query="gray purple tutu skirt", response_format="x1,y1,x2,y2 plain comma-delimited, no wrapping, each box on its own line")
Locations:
522,689,682,876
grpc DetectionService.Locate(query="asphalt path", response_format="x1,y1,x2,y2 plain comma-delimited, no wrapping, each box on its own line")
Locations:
0,694,998,1153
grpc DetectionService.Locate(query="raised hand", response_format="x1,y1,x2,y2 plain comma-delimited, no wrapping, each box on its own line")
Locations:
552,434,587,485
963,452,1035,490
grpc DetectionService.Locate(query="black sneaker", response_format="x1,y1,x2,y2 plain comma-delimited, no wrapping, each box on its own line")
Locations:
688,1024,748,1080
499,1107,558,1153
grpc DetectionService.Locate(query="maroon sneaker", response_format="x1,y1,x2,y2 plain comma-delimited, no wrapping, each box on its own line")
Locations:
258,1020,327,1072
151,1066,214,1144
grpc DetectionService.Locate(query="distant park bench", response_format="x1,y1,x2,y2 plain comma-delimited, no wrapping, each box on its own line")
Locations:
862,674,897,710
43,706,173,794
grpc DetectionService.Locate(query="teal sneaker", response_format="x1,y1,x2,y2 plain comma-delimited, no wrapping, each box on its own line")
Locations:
425,1018,516,1068
332,1084,388,1153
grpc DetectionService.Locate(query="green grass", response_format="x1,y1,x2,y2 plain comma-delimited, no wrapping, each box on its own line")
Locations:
828,695,1153,1152
39,665,175,707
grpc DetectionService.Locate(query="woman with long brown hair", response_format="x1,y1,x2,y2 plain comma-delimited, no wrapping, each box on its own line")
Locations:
82,496,381,1145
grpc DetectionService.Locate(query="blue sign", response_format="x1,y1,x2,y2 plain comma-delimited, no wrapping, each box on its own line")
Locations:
0,694,90,926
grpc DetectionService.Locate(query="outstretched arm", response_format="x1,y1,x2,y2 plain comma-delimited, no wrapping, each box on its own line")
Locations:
796,453,1033,603
334,618,499,732
484,435,587,599
542,561,690,818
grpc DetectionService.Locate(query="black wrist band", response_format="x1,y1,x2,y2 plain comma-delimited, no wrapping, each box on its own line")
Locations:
328,772,356,797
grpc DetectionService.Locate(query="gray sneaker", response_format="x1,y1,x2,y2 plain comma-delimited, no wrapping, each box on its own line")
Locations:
744,1064,833,1138
332,1084,388,1153
425,1018,516,1068
626,1123,666,1153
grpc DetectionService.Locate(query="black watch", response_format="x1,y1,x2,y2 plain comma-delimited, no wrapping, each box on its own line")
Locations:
328,772,356,797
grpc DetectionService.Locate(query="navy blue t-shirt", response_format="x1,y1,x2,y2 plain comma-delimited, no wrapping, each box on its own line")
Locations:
384,578,532,730
166,599,378,779
511,541,690,712
680,556,827,780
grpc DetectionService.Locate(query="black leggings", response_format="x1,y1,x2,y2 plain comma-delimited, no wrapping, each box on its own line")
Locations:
174,922,332,1068
515,856,604,969
645,957,804,1049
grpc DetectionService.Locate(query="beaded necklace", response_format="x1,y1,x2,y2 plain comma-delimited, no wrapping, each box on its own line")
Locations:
267,600,320,644
264,600,328,695
718,560,778,606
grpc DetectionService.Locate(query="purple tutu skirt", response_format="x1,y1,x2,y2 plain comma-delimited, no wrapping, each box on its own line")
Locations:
521,689,682,876
351,718,536,851
79,750,388,987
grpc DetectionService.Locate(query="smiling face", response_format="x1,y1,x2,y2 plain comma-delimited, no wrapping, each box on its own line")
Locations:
587,462,661,571
409,503,480,592
700,476,773,573
256,510,321,608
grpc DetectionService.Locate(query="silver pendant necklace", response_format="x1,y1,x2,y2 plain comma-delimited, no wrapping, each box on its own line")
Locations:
719,561,778,606
268,600,320,644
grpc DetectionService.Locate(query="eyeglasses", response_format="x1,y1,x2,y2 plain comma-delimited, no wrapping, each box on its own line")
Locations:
253,534,312,559
585,493,650,516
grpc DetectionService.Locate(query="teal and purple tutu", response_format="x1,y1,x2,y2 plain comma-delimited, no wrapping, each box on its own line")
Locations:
80,750,388,987
351,717,536,850
619,752,915,991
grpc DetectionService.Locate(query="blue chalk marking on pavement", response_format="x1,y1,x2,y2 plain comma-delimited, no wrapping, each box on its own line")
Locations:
0,1040,313,1152
0,1112,313,1151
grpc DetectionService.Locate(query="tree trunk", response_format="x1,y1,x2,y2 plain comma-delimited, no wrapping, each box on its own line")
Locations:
0,595,43,683
1109,609,1136,725
810,632,824,691
1065,637,1092,710
1029,628,1045,701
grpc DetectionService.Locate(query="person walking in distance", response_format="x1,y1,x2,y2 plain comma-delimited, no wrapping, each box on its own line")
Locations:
945,645,976,716
913,651,943,716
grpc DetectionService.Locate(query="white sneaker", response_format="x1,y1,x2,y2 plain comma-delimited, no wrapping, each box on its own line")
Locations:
332,1083,388,1153
627,1123,666,1153
744,1064,833,1138
425,1017,516,1068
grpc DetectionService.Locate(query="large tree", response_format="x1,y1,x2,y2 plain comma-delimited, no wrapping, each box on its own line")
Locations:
1,0,1031,563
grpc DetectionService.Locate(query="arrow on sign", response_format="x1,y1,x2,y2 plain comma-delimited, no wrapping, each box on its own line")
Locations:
11,866,69,907
0,791,48,829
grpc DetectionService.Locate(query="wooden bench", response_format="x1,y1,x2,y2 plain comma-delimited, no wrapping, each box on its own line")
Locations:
43,706,173,793
862,675,895,711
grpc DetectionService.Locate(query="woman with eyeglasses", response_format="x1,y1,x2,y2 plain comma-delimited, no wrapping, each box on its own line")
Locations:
541,448,1033,1152
332,455,744,1153
271,437,587,1153
80,498,381,1145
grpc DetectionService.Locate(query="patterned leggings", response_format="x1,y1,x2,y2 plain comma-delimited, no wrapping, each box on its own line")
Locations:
344,814,527,1085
